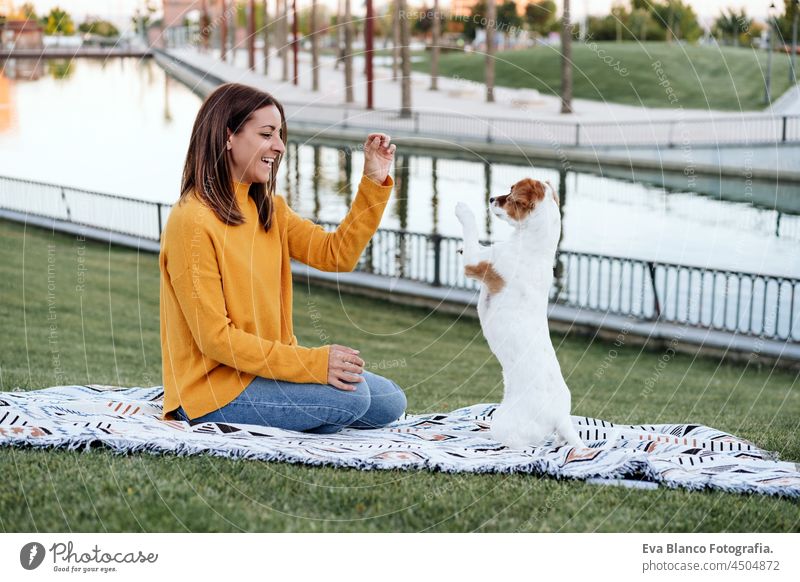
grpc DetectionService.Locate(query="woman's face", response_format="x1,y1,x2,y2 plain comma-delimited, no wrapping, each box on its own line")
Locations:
226,104,285,185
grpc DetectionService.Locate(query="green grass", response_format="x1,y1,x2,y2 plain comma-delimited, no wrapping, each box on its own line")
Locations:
0,217,798,532
411,42,794,111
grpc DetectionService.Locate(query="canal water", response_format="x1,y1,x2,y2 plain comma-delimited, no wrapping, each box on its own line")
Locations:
1,57,799,280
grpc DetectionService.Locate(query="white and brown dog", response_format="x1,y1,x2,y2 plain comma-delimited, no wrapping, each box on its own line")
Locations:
455,178,585,451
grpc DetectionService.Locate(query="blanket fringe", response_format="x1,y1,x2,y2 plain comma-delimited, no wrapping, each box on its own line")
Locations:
2,435,798,499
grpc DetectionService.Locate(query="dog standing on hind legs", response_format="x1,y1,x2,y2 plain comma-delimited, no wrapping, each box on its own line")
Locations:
455,178,585,451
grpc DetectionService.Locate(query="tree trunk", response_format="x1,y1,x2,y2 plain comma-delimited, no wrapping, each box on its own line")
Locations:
220,0,228,61
248,0,256,71
560,0,573,114
291,0,298,85
200,0,210,52
392,1,400,81
365,0,374,108
399,0,412,116
281,0,290,81
485,0,495,102
666,3,674,44
430,0,440,90
344,0,354,103
311,0,319,91
263,0,270,75
334,0,342,70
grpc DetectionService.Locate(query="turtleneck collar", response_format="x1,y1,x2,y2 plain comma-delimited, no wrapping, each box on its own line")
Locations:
233,180,251,207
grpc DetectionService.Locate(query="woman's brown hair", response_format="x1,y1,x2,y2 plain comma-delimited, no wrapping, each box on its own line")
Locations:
179,83,287,232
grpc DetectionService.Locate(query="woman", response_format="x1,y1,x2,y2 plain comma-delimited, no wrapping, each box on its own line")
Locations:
159,83,407,434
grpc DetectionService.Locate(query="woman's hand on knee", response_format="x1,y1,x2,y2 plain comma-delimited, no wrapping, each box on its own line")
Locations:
327,344,365,391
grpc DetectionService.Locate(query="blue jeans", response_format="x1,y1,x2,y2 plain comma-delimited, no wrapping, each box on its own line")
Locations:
173,370,407,434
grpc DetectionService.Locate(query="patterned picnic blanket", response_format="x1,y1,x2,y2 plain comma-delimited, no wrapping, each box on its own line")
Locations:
1,385,798,498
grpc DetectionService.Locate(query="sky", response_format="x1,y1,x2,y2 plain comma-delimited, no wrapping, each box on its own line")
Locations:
8,1,783,32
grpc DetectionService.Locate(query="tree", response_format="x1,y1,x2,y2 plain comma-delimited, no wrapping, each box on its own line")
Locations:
587,1,690,42
131,1,157,35
628,8,660,41
712,8,752,46
776,0,799,45
414,6,446,38
466,0,521,45
611,2,627,41
525,0,557,37
45,7,75,35
497,0,522,48
651,0,701,43
78,18,120,37
463,1,484,41
18,2,38,20
290,4,330,35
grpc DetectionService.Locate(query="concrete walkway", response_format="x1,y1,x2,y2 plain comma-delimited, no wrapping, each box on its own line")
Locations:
771,84,800,115
158,46,800,179
183,46,792,123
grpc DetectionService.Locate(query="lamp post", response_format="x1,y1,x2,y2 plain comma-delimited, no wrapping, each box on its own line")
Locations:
765,2,775,105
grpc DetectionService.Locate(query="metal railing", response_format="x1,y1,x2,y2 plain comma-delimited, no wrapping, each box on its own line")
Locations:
0,175,167,242
294,103,800,149
339,225,799,342
1,174,797,342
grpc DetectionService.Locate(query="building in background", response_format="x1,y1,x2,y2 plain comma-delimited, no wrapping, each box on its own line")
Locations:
1,17,44,50
163,0,201,28
451,0,478,18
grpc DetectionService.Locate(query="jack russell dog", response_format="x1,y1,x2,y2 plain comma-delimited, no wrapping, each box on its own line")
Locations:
455,178,586,451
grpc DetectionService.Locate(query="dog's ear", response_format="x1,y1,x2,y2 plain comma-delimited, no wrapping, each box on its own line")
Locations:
515,179,546,208
545,180,559,207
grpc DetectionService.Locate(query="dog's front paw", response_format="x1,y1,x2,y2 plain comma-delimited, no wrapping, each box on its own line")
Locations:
455,202,474,225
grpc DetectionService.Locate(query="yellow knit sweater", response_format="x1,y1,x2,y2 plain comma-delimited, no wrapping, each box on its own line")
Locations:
159,173,394,420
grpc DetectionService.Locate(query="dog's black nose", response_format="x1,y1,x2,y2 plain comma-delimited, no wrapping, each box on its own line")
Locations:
489,197,495,203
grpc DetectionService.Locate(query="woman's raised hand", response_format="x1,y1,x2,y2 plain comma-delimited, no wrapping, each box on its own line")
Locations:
327,344,366,391
363,133,396,185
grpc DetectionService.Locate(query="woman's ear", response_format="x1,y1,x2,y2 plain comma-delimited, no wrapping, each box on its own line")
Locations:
226,128,232,151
